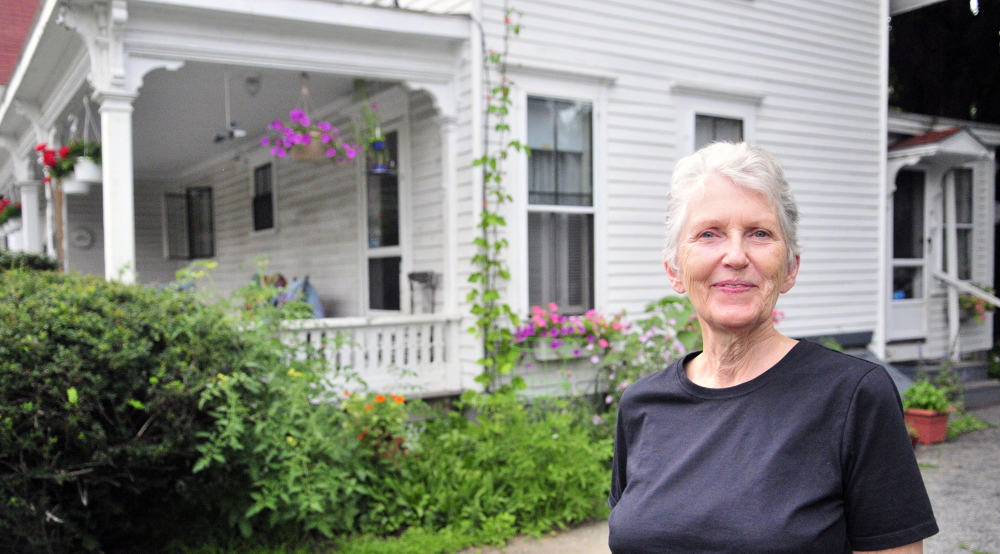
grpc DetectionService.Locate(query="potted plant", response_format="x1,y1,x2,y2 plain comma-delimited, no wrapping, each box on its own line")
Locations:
261,108,358,164
34,141,101,194
959,283,995,324
351,79,389,172
0,198,21,233
902,378,950,445
342,391,408,458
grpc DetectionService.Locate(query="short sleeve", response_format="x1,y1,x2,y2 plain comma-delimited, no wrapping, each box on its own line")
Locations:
608,397,629,509
841,367,939,550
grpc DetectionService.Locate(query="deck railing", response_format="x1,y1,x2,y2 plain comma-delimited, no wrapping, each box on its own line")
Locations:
281,313,463,397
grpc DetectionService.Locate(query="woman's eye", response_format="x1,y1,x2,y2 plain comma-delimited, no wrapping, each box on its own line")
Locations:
700,231,716,239
752,230,770,238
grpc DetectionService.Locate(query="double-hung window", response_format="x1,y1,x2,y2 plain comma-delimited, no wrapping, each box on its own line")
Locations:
163,187,215,259
943,168,974,280
526,97,594,314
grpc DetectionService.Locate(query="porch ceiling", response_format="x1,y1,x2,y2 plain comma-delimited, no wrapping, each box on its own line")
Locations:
133,62,356,178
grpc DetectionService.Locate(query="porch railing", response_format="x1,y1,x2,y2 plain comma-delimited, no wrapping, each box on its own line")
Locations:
931,271,1000,307
281,313,463,397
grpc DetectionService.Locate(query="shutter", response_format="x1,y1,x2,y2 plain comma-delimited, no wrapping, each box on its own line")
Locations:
163,193,189,259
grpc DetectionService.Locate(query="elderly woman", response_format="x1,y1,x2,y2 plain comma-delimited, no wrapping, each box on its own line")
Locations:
608,143,937,553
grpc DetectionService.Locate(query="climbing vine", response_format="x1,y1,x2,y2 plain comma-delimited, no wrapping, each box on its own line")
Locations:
468,3,527,390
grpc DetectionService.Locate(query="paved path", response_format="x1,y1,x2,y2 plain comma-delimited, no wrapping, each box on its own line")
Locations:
460,406,1000,554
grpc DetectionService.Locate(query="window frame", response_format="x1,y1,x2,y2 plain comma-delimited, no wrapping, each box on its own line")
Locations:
247,148,278,235
511,72,610,316
162,186,215,260
357,87,411,315
672,82,761,159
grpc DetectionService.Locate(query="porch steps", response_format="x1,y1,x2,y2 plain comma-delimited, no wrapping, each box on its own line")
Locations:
894,361,1000,409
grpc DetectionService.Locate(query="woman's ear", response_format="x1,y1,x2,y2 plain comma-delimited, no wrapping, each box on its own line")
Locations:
780,255,800,294
665,262,686,294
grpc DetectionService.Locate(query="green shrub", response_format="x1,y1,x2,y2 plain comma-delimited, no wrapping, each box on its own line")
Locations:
356,391,612,539
0,269,250,552
902,379,950,413
0,250,60,272
946,412,994,440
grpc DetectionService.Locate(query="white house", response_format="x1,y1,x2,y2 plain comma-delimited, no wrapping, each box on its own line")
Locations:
0,0,995,397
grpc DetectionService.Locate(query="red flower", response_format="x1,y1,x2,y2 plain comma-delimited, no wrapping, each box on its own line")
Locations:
357,433,366,440
34,143,47,152
58,146,70,159
42,176,51,183
42,150,57,167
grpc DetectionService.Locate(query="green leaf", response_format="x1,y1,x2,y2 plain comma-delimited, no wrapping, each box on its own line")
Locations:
66,387,78,406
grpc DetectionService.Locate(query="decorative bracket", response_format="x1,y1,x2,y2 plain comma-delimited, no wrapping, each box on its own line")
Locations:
404,80,457,120
0,136,32,182
12,100,46,144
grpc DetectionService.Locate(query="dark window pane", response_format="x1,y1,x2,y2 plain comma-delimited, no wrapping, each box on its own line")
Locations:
695,115,744,149
367,131,399,248
164,193,189,259
187,187,214,259
369,256,401,311
252,163,274,231
958,229,972,281
893,266,923,299
893,170,924,259
956,168,973,224
528,212,593,314
527,97,592,206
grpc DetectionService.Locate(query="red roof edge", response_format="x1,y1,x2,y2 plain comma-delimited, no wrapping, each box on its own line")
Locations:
889,126,963,150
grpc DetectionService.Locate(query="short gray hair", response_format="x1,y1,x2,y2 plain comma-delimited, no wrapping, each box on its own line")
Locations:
663,142,800,271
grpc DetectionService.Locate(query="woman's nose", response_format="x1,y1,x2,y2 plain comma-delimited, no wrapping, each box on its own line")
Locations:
723,238,749,268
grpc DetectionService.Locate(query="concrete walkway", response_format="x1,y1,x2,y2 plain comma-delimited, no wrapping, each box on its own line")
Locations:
460,405,1000,554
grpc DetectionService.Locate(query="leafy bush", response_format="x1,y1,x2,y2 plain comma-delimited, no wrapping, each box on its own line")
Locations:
946,412,994,440
902,379,950,413
0,269,251,552
0,250,60,272
356,391,612,538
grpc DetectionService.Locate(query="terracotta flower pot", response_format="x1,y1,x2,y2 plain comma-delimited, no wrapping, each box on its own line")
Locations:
904,408,948,445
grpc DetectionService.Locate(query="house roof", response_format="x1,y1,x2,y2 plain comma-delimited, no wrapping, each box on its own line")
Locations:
0,0,40,86
889,126,962,150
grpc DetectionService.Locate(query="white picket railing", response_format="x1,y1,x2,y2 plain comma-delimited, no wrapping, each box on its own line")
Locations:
281,313,463,397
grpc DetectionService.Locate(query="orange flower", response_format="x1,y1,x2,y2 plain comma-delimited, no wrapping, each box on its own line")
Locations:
357,433,365,440
392,394,405,404
343,391,350,397
365,404,372,410
375,394,386,403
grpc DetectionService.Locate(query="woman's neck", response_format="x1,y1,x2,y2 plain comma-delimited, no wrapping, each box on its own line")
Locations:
687,325,797,388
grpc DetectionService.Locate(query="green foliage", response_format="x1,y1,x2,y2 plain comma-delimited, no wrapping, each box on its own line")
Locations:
598,296,702,414
947,412,994,440
0,250,60,272
355,391,612,539
468,4,527,391
0,269,249,552
902,379,950,413
343,391,408,443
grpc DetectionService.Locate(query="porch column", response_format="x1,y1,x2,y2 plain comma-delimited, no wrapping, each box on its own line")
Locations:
943,170,960,358
95,90,138,283
14,181,43,253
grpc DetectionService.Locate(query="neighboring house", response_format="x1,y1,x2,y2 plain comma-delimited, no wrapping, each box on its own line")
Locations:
0,0,994,396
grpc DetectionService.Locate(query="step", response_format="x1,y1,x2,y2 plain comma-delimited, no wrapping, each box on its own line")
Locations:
894,361,989,383
964,380,1000,409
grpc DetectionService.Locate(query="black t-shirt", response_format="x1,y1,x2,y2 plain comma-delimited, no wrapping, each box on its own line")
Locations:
608,340,938,553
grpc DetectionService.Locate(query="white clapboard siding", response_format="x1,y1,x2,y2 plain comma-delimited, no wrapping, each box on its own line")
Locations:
399,0,472,13
408,90,447,314
64,188,106,277
469,0,883,343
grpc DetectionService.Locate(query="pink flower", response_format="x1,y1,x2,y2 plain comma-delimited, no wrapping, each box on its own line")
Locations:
532,315,547,327
317,121,333,132
598,339,609,348
321,133,332,144
260,137,270,146
326,148,338,157
371,102,378,110
548,302,559,312
271,120,283,131
345,145,357,159
612,322,625,330
590,355,600,364
532,305,545,315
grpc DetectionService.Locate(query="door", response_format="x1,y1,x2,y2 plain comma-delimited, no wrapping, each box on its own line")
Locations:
889,169,927,340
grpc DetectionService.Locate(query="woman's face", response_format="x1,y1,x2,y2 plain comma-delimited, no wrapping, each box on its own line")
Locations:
666,173,798,334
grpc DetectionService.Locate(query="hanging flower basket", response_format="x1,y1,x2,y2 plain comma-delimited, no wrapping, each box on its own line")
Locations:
72,156,103,184
61,177,91,195
4,217,22,233
0,199,22,232
289,130,326,162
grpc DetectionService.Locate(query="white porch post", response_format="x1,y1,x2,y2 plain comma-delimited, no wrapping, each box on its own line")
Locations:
95,91,137,282
15,181,43,253
943,170,960,359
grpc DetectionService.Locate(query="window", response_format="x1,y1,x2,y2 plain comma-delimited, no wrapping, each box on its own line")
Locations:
252,162,275,231
943,168,974,281
695,114,743,149
527,96,594,314
164,187,215,259
367,130,401,311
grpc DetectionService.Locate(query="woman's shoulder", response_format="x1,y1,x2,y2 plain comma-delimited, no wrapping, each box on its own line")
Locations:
618,355,688,405
791,339,897,393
